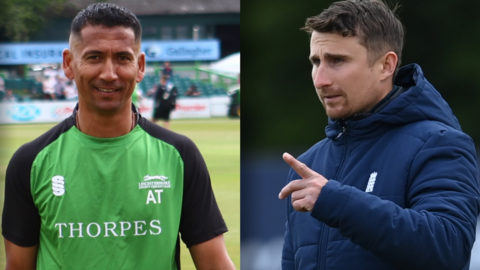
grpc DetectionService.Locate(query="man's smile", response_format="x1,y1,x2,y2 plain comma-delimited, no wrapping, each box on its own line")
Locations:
95,87,120,93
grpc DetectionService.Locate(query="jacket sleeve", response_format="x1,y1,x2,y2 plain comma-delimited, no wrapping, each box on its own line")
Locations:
311,129,480,270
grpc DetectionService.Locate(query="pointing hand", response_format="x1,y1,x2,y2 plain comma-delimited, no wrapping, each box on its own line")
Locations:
279,153,328,212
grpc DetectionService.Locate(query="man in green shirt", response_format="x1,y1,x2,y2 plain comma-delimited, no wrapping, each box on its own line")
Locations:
2,3,235,269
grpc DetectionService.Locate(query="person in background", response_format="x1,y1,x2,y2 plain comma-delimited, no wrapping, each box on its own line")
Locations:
63,79,78,100
42,75,56,100
152,75,178,130
0,75,5,100
53,74,66,100
162,61,173,81
2,89,17,102
185,83,201,96
0,75,4,91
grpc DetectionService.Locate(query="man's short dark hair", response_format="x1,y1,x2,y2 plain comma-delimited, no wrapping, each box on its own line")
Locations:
302,0,404,70
70,3,142,42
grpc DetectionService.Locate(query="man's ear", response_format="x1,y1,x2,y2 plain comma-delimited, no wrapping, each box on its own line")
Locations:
63,49,74,80
379,51,398,81
136,52,146,83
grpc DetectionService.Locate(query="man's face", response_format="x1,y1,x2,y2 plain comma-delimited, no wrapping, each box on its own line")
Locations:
63,25,145,114
310,31,389,119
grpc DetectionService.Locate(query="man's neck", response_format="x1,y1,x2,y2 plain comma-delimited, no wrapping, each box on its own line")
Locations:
76,103,134,138
340,85,404,122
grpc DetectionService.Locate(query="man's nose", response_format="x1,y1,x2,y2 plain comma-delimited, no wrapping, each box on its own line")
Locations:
99,59,118,81
313,65,332,89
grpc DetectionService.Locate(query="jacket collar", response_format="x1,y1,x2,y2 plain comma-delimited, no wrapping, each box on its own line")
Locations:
325,64,461,140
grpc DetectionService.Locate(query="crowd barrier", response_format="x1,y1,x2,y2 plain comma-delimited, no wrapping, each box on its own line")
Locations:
0,97,230,124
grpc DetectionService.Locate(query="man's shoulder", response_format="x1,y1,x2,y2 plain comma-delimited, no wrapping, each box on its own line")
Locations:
138,117,196,150
297,119,473,160
397,120,470,143
9,117,75,168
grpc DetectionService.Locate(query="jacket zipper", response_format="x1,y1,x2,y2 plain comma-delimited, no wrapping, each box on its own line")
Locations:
319,122,349,270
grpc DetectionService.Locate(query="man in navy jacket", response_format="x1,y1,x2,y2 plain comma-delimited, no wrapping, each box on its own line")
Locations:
278,0,480,269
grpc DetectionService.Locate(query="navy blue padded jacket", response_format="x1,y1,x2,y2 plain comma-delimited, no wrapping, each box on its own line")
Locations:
282,64,480,270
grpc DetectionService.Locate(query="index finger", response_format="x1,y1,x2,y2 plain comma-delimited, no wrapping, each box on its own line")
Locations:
283,152,314,179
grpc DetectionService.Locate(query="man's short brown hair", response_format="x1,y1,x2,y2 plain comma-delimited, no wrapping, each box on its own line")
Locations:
302,0,404,71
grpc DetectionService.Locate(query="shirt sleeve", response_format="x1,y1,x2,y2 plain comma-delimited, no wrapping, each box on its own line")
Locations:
177,136,228,247
2,143,41,247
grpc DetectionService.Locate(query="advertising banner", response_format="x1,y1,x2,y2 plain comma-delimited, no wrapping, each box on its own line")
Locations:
209,96,230,116
0,40,220,65
0,42,67,65
0,97,226,124
139,98,211,119
0,101,76,124
142,40,220,62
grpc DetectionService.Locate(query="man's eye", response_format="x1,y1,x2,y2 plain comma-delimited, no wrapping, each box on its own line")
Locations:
332,58,343,64
119,56,130,61
87,56,100,60
311,59,320,66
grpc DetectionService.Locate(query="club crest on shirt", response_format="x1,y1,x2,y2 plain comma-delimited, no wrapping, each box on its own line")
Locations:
143,175,168,181
139,175,171,189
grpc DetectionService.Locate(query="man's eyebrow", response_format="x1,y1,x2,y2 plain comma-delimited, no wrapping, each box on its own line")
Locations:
309,54,320,62
324,53,349,60
83,50,103,56
82,50,134,56
116,51,134,56
309,53,349,62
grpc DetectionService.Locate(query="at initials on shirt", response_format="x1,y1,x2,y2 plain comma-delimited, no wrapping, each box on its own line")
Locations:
146,189,164,204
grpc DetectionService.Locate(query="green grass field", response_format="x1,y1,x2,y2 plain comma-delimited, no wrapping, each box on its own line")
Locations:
0,117,240,269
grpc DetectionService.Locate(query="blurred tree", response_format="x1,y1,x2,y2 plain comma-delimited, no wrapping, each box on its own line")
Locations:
0,0,67,42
